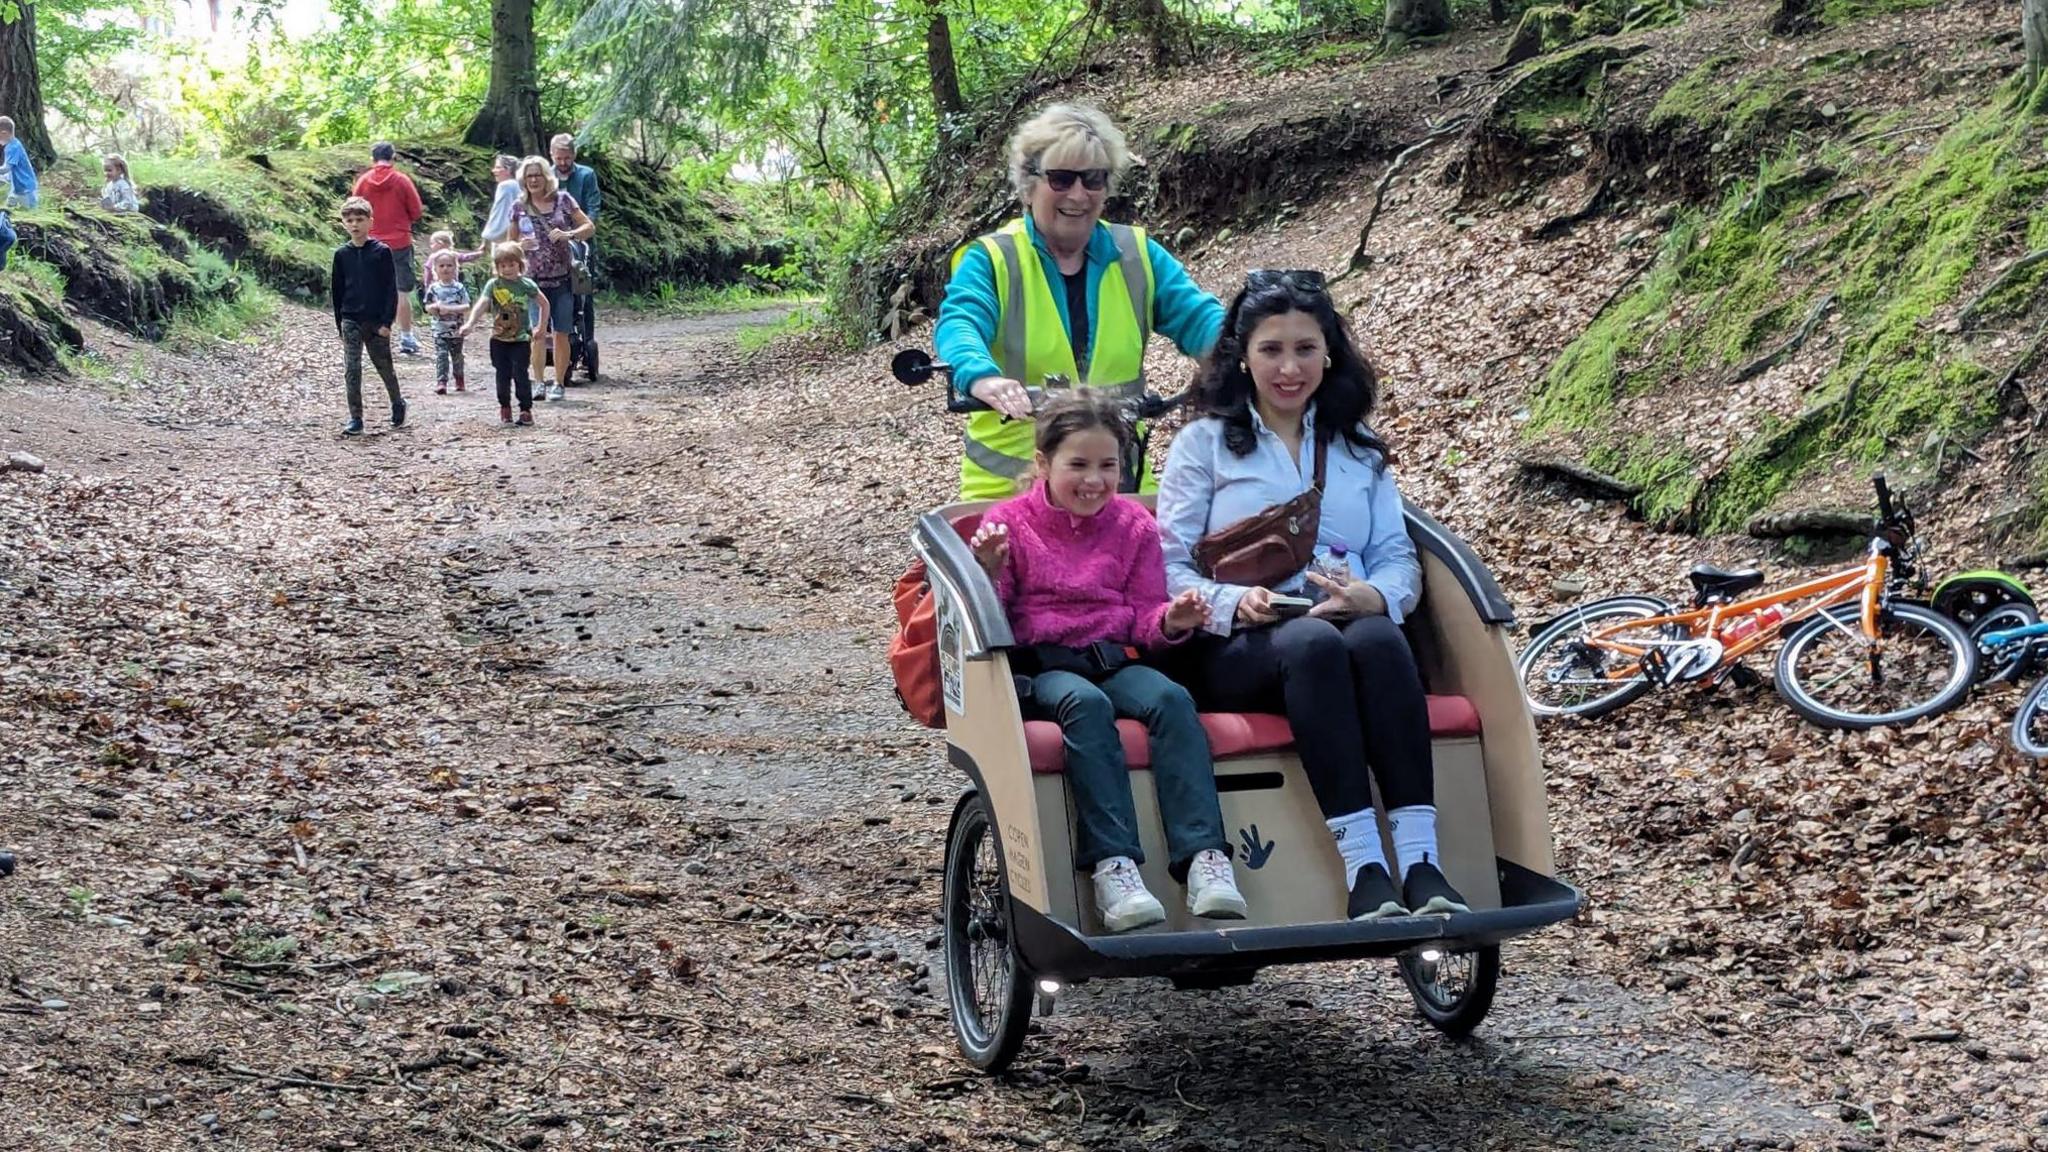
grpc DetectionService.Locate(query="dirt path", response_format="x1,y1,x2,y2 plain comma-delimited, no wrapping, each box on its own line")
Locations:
0,305,1831,1151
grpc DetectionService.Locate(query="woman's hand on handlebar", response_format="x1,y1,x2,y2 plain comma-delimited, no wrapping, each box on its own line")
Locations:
1234,587,1279,628
970,376,1035,420
969,521,1011,579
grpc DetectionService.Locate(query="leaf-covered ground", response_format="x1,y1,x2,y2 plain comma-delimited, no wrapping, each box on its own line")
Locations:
0,273,2039,1151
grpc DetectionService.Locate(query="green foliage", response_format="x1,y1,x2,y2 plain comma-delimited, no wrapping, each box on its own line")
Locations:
34,0,143,136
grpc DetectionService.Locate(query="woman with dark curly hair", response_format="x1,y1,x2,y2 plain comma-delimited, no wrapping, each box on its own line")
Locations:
1154,270,1468,924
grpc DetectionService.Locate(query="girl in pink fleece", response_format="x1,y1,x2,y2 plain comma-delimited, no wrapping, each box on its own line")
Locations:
971,401,1249,933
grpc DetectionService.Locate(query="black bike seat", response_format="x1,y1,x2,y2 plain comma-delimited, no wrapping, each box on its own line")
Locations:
1687,564,1765,596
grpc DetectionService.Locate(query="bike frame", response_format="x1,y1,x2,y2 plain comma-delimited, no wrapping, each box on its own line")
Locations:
1978,619,2048,652
1584,545,1893,679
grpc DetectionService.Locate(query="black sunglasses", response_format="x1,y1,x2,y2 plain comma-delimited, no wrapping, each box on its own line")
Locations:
1246,268,1328,295
1032,165,1111,192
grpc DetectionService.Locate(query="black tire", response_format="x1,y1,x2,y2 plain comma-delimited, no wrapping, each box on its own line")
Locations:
2012,676,2048,759
1971,603,2042,685
942,791,1032,1071
1515,596,1675,720
583,338,599,383
1398,945,1500,1039
1775,602,1977,729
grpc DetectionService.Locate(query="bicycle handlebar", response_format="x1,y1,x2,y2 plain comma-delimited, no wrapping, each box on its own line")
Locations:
892,347,1191,421
1873,474,1896,522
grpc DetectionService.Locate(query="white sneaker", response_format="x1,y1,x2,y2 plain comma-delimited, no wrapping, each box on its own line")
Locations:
1091,857,1165,933
1186,848,1249,920
546,381,564,402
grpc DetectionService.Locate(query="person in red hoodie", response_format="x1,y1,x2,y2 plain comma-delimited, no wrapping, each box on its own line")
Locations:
352,142,426,356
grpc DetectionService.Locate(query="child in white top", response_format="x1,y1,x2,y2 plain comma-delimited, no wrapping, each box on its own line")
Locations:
99,155,140,213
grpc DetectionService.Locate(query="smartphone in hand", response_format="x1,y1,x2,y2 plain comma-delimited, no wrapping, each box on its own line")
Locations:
1269,594,1314,619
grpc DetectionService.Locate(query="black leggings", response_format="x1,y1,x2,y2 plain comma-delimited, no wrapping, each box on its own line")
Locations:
491,339,533,410
1191,615,1433,816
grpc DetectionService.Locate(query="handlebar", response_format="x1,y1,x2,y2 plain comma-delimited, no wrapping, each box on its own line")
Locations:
891,347,1191,420
1873,474,1896,523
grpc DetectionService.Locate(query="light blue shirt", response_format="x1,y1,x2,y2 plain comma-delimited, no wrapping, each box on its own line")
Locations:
481,180,519,242
4,138,38,209
935,216,1224,390
1156,407,1422,635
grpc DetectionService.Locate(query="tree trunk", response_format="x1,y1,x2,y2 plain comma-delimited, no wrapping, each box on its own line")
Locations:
0,4,56,168
464,0,544,157
924,6,964,119
2027,0,2048,103
1384,0,1451,39
1092,0,1176,64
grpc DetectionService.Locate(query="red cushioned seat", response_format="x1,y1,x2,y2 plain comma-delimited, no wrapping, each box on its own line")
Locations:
1025,696,1482,774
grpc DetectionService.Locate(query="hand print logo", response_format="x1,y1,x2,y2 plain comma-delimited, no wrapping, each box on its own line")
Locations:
1237,825,1275,870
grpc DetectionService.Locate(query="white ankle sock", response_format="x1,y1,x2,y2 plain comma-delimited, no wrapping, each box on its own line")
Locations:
1326,808,1385,888
1388,805,1440,881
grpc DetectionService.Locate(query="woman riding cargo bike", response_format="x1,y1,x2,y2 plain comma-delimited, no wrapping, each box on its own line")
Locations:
935,102,1226,499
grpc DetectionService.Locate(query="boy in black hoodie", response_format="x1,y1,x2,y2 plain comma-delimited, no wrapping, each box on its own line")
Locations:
331,197,408,436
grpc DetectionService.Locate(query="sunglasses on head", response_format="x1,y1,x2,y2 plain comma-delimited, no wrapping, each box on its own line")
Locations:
1246,268,1328,295
1032,165,1111,192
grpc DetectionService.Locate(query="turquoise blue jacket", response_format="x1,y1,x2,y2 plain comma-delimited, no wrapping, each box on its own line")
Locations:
934,216,1224,390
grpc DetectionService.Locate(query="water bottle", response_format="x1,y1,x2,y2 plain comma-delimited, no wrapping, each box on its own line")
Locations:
1723,604,1785,643
1309,542,1352,603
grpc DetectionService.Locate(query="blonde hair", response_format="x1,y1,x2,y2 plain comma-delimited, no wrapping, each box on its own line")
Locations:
428,229,455,250
517,156,558,213
428,248,462,273
339,196,373,219
1007,103,1129,201
103,154,130,181
491,241,526,267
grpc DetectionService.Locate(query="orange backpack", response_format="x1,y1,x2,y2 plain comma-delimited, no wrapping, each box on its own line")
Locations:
888,560,946,729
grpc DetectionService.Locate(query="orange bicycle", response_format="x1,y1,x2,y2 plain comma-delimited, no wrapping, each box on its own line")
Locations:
1516,476,1977,730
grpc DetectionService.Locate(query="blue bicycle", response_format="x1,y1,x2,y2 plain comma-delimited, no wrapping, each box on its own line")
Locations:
1947,575,2048,757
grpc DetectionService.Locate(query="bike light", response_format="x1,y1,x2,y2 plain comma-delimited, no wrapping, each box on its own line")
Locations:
1037,979,1060,995
1419,949,1443,963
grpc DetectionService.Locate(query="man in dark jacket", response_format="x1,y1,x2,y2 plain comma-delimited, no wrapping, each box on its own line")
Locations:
351,142,426,356
551,133,602,383
332,197,407,436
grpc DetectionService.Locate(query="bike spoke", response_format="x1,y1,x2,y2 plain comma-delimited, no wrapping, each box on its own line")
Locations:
1791,610,1963,719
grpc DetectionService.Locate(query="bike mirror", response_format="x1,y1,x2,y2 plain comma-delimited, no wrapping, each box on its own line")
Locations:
891,348,936,386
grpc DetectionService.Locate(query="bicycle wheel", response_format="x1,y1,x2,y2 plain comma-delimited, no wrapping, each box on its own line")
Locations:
1971,603,2042,685
1398,945,1500,1039
1516,595,1675,720
2011,676,2048,758
1775,602,1976,729
942,791,1032,1071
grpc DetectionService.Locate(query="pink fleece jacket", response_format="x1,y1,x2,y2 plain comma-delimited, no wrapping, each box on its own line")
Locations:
980,482,1180,652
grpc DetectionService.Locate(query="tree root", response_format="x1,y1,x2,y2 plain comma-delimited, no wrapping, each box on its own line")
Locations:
1731,292,1835,384
1336,115,1472,279
1516,453,1640,500
1746,508,1875,540
1529,173,1613,240
1958,249,2048,331
1999,315,2048,418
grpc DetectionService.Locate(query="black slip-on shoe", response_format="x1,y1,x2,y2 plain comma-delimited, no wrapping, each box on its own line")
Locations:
1402,859,1471,917
1348,863,1408,921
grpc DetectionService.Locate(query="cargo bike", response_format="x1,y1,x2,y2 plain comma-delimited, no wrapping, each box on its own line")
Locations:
893,351,1587,1071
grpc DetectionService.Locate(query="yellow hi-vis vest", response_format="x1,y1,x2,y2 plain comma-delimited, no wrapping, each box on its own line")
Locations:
952,218,1156,500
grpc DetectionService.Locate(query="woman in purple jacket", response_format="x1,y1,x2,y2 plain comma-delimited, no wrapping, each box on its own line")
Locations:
970,400,1248,932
